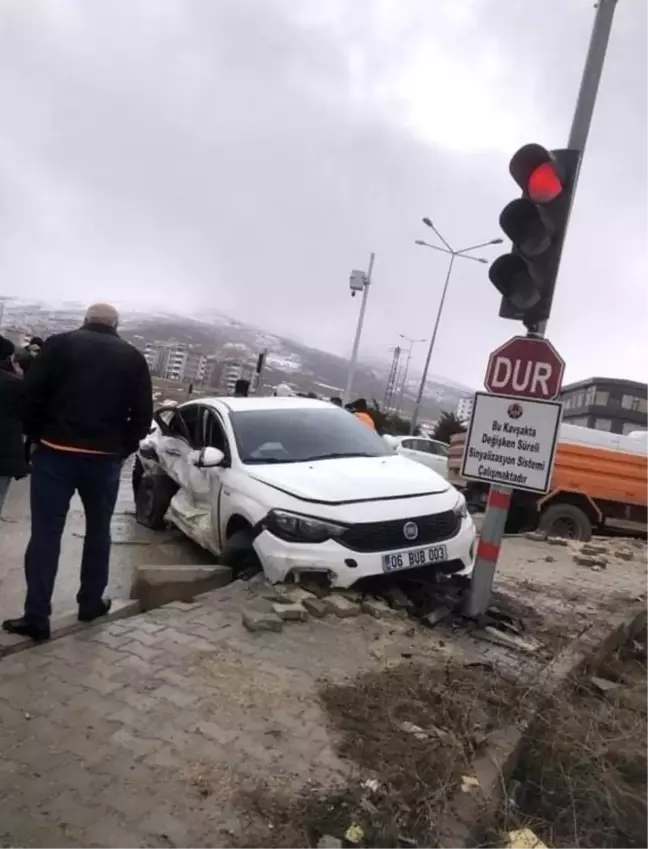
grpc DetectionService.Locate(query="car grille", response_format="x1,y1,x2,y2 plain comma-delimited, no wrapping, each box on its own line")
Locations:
340,510,461,553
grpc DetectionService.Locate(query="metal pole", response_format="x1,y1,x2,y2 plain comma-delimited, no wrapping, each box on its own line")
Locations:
466,0,617,619
410,253,455,433
343,252,375,406
396,345,412,415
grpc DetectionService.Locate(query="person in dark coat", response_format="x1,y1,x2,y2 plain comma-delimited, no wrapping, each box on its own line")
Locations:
0,336,28,519
2,304,153,642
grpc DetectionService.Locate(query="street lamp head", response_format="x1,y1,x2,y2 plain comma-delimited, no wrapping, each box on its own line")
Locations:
414,239,426,246
490,238,504,245
477,258,489,264
422,217,433,228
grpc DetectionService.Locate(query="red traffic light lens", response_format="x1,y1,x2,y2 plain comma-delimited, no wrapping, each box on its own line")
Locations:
527,162,563,203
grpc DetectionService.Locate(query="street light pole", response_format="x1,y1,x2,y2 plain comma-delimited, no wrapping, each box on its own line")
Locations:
343,252,375,406
410,222,501,433
396,334,426,416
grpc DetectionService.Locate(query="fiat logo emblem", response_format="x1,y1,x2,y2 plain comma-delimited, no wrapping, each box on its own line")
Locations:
403,521,419,541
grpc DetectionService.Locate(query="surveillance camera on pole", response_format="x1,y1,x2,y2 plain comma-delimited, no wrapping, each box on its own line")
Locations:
489,144,579,331
349,269,366,299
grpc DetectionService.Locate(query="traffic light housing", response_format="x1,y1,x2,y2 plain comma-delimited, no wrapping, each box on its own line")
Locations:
490,144,579,330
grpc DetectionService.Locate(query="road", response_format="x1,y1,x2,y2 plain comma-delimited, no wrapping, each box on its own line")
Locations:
0,464,215,624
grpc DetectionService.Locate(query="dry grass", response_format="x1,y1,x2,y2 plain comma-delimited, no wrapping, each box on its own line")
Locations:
230,659,529,848
483,621,647,849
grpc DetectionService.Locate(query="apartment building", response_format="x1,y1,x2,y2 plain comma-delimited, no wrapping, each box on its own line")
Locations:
559,377,647,435
144,341,207,384
456,395,474,423
209,358,255,394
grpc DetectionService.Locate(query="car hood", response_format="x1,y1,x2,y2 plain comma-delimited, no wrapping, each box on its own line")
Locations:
247,454,450,505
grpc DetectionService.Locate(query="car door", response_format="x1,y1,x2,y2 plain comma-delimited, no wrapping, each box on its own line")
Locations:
154,403,202,486
192,407,233,555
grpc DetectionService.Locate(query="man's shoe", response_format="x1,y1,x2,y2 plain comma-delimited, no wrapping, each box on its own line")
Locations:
2,617,51,641
78,597,112,623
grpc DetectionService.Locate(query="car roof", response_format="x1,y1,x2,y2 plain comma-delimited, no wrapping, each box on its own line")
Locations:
180,396,335,413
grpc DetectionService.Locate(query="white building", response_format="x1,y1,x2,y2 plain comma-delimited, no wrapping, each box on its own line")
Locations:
144,342,190,381
456,395,474,423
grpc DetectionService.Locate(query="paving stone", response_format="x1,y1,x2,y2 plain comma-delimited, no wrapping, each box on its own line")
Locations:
361,598,393,619
272,602,309,622
525,531,546,542
303,597,333,618
327,595,360,618
422,606,451,628
580,543,607,556
334,588,364,603
242,609,283,632
384,586,414,611
615,548,635,561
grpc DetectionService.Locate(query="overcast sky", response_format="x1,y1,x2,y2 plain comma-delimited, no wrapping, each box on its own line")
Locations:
1,0,646,389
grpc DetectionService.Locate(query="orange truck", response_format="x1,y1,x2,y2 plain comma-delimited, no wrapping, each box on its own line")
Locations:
448,424,647,540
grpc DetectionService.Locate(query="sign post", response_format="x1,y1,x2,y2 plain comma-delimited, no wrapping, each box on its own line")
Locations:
466,341,565,620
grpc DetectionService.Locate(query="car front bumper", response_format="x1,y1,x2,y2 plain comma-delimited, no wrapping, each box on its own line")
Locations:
253,515,476,588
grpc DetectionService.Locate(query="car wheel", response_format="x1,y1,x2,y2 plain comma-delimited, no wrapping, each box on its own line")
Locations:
132,456,144,501
222,528,262,578
135,473,178,531
538,503,593,541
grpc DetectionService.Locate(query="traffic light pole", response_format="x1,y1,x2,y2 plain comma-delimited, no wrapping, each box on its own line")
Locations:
343,252,375,407
466,0,618,618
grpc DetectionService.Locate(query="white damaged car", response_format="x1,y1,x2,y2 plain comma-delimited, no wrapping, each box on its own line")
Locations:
133,396,476,588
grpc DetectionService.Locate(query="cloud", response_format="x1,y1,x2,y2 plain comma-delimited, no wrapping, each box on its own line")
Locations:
0,0,645,389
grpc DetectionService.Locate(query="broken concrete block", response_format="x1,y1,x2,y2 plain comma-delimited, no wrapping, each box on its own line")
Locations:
131,564,232,612
591,676,620,695
298,577,331,598
242,609,283,632
384,586,414,610
334,588,363,603
302,597,332,618
271,602,308,622
327,595,360,618
547,536,569,546
361,598,394,619
581,543,607,556
525,531,546,542
615,548,634,561
573,554,607,568
422,606,451,627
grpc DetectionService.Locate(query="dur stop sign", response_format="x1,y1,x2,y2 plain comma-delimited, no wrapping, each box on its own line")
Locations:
484,335,565,400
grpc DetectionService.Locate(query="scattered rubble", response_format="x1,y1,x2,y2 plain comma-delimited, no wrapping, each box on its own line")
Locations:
581,543,607,556
525,531,546,542
384,586,415,610
271,602,309,622
302,597,332,618
421,606,451,628
327,595,360,618
590,675,620,696
547,536,569,546
616,547,635,561
573,553,608,569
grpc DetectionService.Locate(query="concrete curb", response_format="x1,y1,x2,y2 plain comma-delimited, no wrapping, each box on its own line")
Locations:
435,603,647,849
0,599,140,660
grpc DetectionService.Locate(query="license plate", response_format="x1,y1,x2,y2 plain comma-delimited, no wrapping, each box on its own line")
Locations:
382,544,448,573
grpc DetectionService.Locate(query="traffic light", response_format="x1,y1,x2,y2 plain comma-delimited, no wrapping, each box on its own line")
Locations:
490,144,579,330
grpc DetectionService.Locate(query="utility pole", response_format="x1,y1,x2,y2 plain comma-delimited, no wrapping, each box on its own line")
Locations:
466,0,618,618
343,252,375,406
383,345,402,412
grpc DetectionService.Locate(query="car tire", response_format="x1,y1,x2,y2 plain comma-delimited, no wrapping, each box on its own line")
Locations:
221,528,262,578
132,456,144,502
538,502,593,541
135,473,178,531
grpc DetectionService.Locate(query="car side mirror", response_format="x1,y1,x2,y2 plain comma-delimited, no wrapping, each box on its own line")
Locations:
190,447,225,468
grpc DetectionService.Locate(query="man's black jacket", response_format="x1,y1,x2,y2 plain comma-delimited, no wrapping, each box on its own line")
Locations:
23,323,153,458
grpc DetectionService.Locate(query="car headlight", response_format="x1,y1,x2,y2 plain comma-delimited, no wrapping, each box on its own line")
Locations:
266,510,348,543
452,493,469,520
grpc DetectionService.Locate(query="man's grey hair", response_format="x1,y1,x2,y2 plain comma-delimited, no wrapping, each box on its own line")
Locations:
84,303,119,329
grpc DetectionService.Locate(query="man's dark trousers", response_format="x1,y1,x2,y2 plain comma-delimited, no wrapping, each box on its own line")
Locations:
24,446,121,625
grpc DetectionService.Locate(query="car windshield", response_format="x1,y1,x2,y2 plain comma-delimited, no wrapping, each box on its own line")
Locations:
230,407,391,464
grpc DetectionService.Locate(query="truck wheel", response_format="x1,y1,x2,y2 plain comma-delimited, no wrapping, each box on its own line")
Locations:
538,503,592,541
135,474,178,530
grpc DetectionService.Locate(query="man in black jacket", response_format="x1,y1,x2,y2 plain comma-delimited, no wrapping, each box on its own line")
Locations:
2,304,153,641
